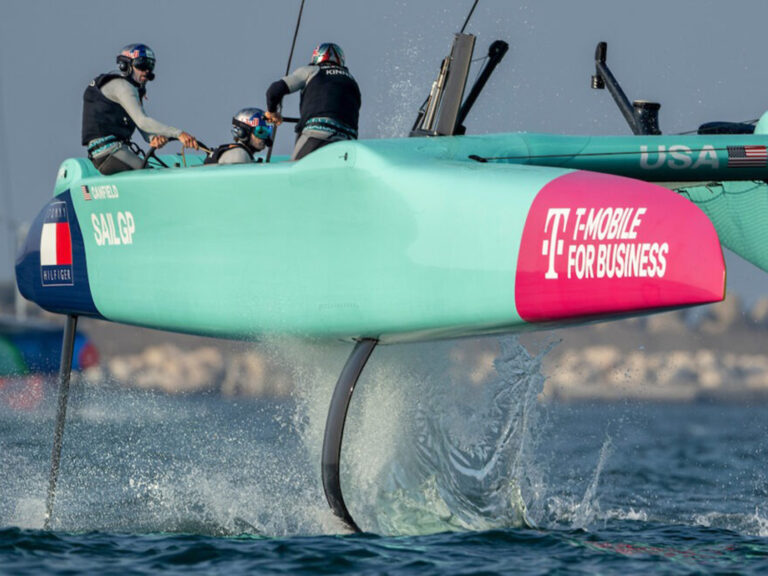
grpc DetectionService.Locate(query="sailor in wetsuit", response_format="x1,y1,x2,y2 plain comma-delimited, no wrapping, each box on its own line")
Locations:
265,43,361,161
204,108,273,165
81,43,198,175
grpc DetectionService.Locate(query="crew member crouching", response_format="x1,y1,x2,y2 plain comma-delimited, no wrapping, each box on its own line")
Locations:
205,108,273,165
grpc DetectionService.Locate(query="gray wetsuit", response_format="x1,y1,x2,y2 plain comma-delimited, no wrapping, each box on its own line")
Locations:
272,65,360,160
88,77,182,170
217,147,255,164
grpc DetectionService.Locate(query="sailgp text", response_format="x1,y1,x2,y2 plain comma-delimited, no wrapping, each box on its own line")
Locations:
91,211,135,246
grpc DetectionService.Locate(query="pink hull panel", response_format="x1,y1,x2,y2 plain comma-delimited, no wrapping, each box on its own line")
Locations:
515,171,725,323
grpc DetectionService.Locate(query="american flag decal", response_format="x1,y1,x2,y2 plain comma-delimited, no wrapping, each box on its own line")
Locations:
82,185,92,201
727,145,768,168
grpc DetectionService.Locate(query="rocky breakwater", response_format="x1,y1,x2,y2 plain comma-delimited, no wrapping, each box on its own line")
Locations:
75,295,768,401
541,296,768,402
544,347,768,402
102,343,293,396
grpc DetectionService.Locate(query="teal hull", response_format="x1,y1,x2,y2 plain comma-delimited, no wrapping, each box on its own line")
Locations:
17,133,729,343
46,142,553,341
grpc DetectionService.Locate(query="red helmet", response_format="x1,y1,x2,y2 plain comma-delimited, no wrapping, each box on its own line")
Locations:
311,43,345,67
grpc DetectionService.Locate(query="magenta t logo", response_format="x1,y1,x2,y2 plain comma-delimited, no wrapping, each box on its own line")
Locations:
515,171,724,322
542,208,570,279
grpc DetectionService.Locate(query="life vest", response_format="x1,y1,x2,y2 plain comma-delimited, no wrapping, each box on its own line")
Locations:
81,73,146,146
298,64,361,135
203,143,259,165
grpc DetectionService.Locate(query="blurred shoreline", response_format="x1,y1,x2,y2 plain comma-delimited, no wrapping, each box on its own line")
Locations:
3,282,768,402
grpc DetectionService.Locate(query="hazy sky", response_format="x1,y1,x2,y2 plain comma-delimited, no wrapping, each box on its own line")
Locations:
1,0,767,301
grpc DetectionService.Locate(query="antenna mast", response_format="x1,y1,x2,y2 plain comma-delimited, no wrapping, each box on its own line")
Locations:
266,0,306,163
460,0,479,34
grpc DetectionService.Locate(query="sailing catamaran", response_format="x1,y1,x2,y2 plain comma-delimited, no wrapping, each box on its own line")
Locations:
14,3,768,531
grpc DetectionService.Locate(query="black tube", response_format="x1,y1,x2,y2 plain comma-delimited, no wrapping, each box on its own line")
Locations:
591,42,607,89
456,39,509,130
633,101,661,136
592,42,640,134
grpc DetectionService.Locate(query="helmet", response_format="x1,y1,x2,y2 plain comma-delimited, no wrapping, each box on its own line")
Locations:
311,43,345,67
116,43,156,79
232,108,273,145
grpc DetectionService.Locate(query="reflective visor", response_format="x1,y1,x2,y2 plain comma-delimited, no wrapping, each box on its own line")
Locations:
133,57,155,72
253,125,274,140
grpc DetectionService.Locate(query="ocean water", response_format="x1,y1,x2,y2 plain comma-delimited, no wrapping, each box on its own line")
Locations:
2,336,768,574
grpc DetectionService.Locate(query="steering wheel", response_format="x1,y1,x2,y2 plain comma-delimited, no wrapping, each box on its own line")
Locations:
140,137,210,169
140,138,174,169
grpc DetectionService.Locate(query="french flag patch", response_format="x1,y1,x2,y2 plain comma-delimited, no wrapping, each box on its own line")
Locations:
40,201,74,286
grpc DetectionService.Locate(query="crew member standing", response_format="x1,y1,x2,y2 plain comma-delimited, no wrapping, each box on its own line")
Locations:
82,43,198,175
265,42,361,161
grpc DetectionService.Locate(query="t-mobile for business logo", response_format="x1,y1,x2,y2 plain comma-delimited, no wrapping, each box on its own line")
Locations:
542,208,570,279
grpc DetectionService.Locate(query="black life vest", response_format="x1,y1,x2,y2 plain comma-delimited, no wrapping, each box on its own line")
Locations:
81,73,146,146
203,143,260,165
298,65,361,134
